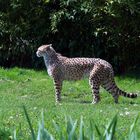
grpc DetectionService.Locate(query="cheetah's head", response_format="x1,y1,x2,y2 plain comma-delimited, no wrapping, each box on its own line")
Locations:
36,44,55,57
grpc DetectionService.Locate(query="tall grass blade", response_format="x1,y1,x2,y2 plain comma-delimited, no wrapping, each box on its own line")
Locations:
103,114,117,140
79,116,84,140
94,124,101,138
130,114,139,134
23,105,36,140
37,122,41,140
127,114,139,140
129,131,137,140
37,111,54,140
13,130,17,140
68,118,77,140
66,117,73,134
110,114,117,140
38,120,54,140
89,120,95,140
53,120,65,140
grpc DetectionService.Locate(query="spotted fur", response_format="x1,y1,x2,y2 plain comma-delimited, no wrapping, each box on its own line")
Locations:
36,44,137,104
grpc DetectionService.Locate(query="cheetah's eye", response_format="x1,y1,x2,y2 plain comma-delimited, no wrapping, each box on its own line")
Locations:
36,50,45,57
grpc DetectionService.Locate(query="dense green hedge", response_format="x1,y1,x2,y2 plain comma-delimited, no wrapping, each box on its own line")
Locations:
0,0,140,72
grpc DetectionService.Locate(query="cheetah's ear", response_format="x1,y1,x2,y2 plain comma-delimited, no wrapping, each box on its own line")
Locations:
49,44,54,50
47,44,52,49
47,44,52,48
49,44,52,47
47,44,55,52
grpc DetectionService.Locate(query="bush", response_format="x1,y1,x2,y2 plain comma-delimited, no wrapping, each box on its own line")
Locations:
0,0,140,72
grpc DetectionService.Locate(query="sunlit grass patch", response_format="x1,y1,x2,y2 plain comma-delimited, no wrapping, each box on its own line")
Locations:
0,67,139,139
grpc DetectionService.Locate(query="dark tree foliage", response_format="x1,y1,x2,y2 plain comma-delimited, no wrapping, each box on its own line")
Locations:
0,0,140,73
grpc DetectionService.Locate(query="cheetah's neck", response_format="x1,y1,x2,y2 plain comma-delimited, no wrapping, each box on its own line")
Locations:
43,54,58,68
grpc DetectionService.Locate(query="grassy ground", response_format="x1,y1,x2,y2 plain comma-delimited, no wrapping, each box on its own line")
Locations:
0,67,140,139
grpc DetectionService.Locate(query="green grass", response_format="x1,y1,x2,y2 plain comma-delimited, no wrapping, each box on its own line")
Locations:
0,67,140,139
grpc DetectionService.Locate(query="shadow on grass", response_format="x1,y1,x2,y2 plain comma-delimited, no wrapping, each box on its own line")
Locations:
63,99,139,105
62,94,139,105
79,100,92,104
63,92,92,104
63,99,92,104
62,96,92,104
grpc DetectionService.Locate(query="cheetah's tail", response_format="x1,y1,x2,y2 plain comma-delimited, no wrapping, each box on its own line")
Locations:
102,80,138,98
116,88,137,98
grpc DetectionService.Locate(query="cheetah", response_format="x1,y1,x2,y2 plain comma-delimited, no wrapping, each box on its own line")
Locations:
36,44,137,104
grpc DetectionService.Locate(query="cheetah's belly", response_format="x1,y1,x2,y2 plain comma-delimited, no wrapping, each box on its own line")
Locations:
83,69,91,78
63,67,91,81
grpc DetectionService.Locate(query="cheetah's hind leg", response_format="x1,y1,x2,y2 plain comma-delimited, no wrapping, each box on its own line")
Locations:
89,79,100,104
102,79,119,104
89,64,104,104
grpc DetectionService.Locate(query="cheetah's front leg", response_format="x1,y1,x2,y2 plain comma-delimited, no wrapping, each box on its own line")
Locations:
53,79,63,103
